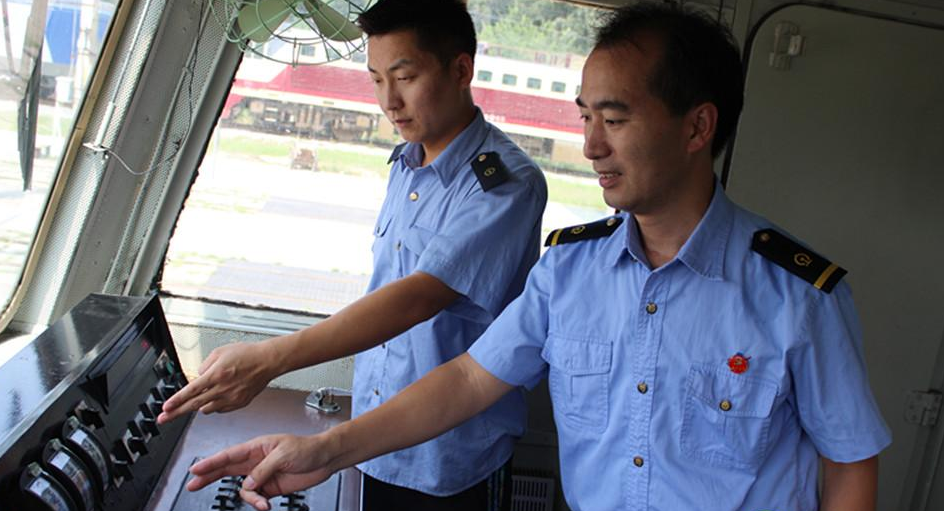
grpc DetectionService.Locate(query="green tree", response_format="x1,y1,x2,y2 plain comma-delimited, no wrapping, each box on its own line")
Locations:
468,0,603,58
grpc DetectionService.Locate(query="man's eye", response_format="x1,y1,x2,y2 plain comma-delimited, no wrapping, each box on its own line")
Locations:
604,119,627,125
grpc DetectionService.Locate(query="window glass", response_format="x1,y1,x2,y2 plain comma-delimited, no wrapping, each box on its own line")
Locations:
551,81,566,93
0,0,117,315
501,73,517,86
526,77,541,89
161,0,607,314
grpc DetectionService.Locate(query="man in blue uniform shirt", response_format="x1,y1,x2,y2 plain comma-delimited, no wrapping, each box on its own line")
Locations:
158,1,547,509
184,3,891,511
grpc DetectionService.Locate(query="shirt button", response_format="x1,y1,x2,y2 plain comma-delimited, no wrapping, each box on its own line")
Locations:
645,302,658,314
637,382,648,394
606,217,617,227
373,389,380,396
719,399,732,412
395,241,401,251
409,191,419,201
633,456,644,467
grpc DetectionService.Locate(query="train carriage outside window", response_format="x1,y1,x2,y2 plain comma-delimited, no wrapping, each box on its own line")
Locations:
161,0,607,315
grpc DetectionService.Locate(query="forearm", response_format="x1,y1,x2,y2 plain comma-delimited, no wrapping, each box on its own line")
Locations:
270,272,459,373
323,353,512,472
820,456,878,511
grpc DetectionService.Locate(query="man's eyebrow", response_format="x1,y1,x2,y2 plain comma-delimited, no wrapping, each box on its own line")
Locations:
367,58,415,74
575,97,631,112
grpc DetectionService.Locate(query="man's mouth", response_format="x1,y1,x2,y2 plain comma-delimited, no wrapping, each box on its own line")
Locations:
597,170,621,188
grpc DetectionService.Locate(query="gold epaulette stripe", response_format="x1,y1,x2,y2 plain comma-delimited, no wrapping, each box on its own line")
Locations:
549,229,563,246
813,263,839,290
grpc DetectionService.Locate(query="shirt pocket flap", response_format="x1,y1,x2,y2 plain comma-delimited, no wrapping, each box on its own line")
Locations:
541,335,612,376
373,214,392,237
687,365,777,419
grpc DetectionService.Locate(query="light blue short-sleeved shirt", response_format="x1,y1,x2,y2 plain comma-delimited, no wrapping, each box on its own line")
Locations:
469,183,891,511
353,109,548,495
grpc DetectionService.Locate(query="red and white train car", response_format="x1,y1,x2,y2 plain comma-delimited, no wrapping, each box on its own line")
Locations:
222,49,588,166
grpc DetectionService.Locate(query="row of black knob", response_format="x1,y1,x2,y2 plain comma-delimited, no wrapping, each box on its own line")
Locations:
111,373,185,482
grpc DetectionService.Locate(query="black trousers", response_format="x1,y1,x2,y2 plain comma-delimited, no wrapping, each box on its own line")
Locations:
361,460,513,511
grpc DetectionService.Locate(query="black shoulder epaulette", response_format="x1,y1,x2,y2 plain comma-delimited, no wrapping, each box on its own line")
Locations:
751,228,846,293
545,216,623,247
388,142,407,164
470,152,510,192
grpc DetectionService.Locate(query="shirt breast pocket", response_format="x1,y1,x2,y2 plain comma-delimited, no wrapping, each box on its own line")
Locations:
680,363,779,470
398,224,435,276
541,334,612,433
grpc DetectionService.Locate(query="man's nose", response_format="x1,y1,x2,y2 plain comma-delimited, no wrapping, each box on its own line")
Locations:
583,120,610,160
377,83,403,112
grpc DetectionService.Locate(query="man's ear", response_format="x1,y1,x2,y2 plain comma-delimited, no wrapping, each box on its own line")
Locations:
686,102,718,155
454,53,475,88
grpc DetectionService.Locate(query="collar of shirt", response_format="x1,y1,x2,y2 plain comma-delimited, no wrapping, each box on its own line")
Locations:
606,180,734,281
395,108,489,187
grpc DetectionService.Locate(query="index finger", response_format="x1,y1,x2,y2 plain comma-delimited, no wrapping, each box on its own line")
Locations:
186,444,257,491
158,374,210,424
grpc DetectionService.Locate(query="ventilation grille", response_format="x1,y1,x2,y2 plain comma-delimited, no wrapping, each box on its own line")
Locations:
511,474,555,511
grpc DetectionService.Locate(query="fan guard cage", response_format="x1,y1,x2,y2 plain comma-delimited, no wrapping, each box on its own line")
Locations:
211,0,377,66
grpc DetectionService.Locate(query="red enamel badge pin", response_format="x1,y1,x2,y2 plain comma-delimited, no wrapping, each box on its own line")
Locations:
728,352,750,374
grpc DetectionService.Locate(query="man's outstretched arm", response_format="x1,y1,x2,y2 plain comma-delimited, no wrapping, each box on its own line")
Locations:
186,353,513,511
158,271,459,423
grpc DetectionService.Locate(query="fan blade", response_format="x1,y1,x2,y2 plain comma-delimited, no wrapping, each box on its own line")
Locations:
238,0,299,43
303,0,362,42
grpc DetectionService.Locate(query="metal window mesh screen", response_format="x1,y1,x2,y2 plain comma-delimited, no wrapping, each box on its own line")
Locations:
15,0,170,325
103,0,230,295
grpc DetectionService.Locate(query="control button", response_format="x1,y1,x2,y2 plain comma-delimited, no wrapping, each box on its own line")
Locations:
111,458,133,481
150,387,166,403
140,416,160,437
145,396,163,418
637,382,648,394
633,456,644,467
159,380,178,399
74,400,105,429
645,302,658,314
113,435,137,464
118,429,144,463
127,415,151,443
153,353,174,378
127,436,148,457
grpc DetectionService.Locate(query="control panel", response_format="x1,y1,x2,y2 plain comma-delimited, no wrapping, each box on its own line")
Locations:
0,294,192,511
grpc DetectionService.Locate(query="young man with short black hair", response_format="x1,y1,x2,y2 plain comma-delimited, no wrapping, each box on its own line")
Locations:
160,1,547,509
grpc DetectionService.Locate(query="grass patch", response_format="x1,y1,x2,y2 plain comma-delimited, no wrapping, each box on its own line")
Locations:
545,174,607,210
210,133,605,208
1,114,74,136
217,136,293,158
315,148,389,178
